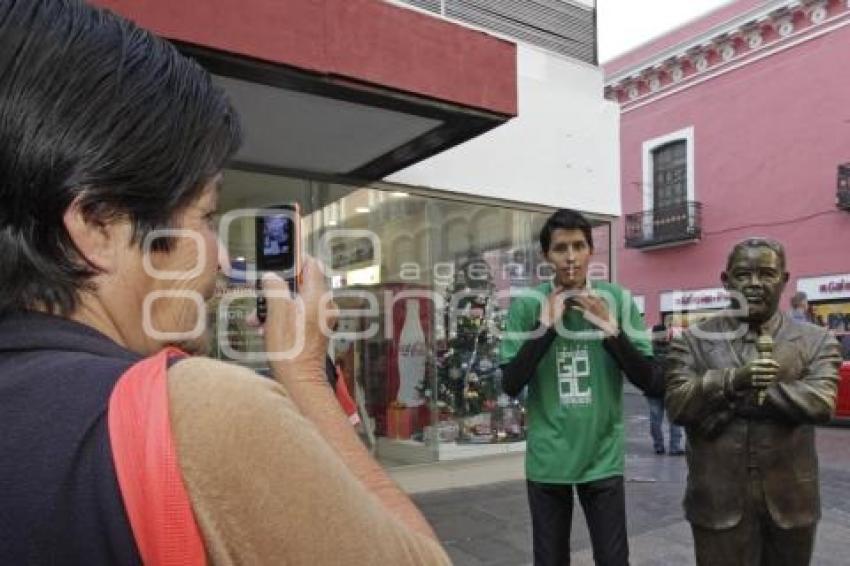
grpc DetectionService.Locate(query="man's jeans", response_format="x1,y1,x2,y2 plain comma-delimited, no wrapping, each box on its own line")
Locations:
527,476,628,566
648,397,683,452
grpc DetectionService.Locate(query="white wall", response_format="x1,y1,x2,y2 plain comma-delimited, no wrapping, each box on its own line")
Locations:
388,45,621,217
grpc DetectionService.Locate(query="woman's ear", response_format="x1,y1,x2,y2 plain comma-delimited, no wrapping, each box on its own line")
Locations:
62,198,127,272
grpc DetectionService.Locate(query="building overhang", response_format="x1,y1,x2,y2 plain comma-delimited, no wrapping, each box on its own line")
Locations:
92,0,518,183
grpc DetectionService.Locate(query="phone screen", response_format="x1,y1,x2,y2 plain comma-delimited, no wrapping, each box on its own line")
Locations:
256,205,299,322
257,213,295,273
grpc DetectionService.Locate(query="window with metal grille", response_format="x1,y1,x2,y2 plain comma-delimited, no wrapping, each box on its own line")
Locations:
652,140,687,211
394,0,597,65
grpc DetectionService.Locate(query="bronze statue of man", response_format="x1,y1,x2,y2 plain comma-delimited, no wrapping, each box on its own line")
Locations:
665,237,842,566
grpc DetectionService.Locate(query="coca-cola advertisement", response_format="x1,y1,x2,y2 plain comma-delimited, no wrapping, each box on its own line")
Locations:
386,288,432,406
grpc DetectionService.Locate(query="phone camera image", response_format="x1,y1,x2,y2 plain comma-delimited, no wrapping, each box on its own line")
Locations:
262,215,292,268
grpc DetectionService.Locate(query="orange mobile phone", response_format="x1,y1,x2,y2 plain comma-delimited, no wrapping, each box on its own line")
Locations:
255,203,302,323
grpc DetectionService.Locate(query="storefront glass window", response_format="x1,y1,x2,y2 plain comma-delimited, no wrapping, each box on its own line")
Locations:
212,169,612,465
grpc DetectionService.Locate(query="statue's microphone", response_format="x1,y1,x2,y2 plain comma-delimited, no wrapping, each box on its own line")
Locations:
755,333,774,405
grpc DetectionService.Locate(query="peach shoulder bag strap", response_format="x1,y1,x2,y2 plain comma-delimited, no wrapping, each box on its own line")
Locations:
107,347,206,566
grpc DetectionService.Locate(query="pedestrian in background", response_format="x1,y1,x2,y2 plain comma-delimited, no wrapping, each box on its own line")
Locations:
839,333,850,361
788,291,812,323
647,324,684,455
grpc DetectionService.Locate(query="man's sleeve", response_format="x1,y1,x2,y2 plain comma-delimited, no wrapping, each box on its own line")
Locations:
499,292,557,397
665,333,736,434
167,358,450,565
621,292,653,357
760,331,841,424
600,291,662,396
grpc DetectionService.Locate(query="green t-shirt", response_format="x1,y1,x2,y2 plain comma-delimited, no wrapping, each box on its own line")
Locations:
500,281,651,484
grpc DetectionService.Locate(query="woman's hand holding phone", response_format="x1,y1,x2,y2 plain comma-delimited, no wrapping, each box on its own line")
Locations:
251,257,338,385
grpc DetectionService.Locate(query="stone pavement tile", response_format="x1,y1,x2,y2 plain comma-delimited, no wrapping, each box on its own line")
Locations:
415,481,531,533
425,506,505,543
628,521,695,566
495,529,532,558
820,466,850,518
625,453,689,484
812,516,850,565
565,506,593,550
450,535,532,566
443,543,488,566
472,493,530,522
566,519,694,566
623,481,687,538
820,505,850,528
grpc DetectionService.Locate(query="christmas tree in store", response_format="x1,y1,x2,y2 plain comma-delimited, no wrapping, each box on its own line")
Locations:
429,254,523,443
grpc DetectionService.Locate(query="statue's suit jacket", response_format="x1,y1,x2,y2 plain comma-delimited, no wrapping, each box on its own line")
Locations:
665,313,841,530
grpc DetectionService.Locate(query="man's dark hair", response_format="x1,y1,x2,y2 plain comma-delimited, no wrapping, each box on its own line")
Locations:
725,237,787,272
539,209,593,253
0,0,242,316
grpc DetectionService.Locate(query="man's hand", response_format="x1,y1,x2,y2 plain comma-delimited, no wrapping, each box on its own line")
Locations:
731,358,780,391
572,293,619,337
538,285,567,328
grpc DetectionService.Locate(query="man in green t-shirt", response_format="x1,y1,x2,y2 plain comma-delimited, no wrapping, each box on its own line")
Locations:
500,209,660,566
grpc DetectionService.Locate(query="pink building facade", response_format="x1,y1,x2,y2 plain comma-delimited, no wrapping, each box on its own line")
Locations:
605,0,850,333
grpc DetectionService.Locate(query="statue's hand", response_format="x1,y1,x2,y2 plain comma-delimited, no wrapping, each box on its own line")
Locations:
732,359,780,391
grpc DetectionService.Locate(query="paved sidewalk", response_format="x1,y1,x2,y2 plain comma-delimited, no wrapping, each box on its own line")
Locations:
393,392,850,565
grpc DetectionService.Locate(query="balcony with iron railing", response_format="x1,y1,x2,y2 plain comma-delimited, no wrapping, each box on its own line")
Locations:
838,163,850,211
625,201,702,250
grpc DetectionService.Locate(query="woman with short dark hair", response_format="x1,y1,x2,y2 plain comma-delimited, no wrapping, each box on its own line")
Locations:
0,1,448,563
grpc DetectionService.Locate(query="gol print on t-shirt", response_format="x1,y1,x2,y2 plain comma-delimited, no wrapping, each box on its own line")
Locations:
556,344,592,407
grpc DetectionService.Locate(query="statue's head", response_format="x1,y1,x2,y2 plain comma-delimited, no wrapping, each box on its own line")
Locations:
721,238,789,325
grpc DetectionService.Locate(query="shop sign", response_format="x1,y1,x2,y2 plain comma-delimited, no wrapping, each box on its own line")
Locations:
797,274,850,302
659,287,731,313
